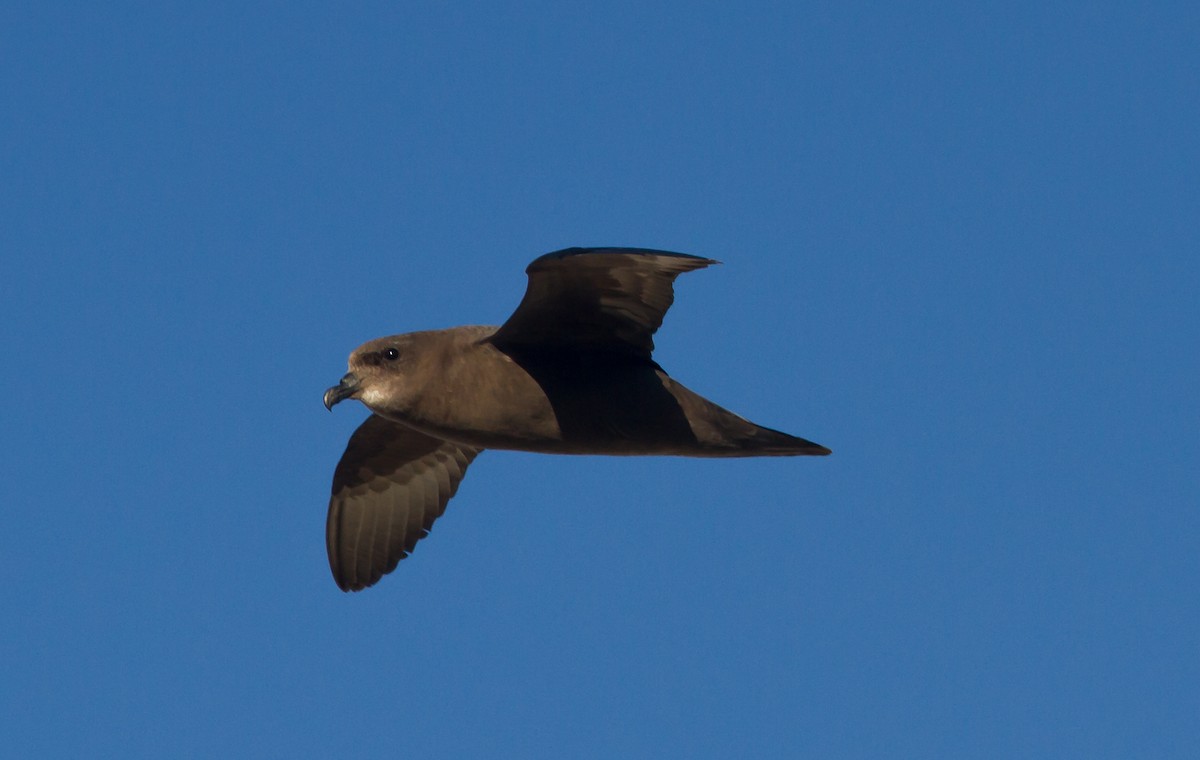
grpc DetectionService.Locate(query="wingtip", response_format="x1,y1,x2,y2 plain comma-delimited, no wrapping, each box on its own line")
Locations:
529,246,719,271
331,567,375,592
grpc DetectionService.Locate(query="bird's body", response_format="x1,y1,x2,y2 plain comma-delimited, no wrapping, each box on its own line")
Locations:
323,247,829,591
352,324,816,457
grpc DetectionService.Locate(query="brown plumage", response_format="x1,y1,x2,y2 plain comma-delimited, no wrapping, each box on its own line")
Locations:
323,247,829,591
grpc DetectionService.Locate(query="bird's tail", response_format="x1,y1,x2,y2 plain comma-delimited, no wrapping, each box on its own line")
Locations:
664,376,831,457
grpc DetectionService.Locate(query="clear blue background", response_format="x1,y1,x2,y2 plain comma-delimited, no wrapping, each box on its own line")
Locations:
3,2,1196,757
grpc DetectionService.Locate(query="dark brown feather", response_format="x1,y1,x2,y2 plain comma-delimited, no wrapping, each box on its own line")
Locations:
490,247,718,359
326,414,480,591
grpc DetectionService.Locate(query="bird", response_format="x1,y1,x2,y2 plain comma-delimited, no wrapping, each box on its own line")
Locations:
323,247,830,591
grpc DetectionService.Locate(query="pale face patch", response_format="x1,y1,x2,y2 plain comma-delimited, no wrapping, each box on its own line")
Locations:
360,385,390,407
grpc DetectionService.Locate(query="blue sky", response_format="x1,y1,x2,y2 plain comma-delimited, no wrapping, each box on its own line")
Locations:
3,2,1197,757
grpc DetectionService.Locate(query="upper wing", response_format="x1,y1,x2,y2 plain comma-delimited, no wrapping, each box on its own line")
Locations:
326,414,481,592
489,247,718,359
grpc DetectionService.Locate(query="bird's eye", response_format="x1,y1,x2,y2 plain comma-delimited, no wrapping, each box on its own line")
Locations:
383,348,400,361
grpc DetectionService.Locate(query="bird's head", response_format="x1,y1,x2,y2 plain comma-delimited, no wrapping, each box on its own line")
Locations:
324,334,420,417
